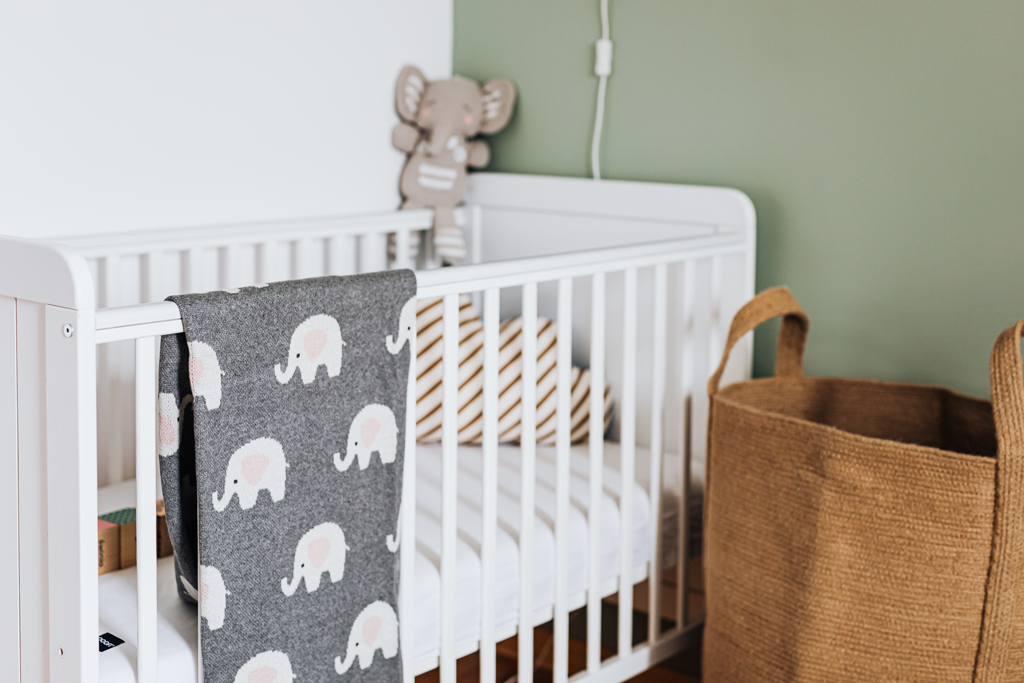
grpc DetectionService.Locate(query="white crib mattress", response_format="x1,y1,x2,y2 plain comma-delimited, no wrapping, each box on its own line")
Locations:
96,442,700,680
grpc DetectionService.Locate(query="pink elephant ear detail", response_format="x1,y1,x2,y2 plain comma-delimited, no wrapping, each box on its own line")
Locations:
362,615,383,647
360,418,381,446
308,538,331,569
189,357,204,383
200,582,211,602
242,453,270,485
304,329,328,360
248,667,277,683
159,413,176,445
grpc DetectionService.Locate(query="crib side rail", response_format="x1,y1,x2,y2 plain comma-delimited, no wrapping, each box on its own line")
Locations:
95,226,754,683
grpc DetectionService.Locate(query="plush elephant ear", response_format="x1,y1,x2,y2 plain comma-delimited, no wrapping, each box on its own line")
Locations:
479,78,516,134
395,65,428,123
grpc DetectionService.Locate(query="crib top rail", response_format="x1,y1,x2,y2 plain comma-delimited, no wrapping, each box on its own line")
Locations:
55,209,435,259
92,231,747,344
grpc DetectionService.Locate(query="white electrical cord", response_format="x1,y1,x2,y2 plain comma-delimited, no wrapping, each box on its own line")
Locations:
591,0,612,180
591,76,608,181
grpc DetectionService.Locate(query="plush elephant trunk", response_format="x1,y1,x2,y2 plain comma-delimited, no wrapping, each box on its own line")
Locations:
425,125,458,158
275,360,296,384
280,574,301,597
212,488,231,512
334,645,358,675
334,449,356,472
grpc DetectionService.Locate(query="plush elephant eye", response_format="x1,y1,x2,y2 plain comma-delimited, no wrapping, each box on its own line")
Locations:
300,563,304,568
296,353,301,358
233,479,238,484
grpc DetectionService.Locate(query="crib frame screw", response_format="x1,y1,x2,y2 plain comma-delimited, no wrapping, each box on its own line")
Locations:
63,323,73,338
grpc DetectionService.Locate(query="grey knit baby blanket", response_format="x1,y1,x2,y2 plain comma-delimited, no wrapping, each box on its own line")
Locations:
157,271,416,682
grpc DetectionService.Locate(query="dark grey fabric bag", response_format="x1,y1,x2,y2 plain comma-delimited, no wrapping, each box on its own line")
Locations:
157,271,416,682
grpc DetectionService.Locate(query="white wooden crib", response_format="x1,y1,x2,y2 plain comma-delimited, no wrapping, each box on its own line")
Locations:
0,173,756,683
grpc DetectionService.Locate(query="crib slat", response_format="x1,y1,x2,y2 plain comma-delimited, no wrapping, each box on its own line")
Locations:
553,277,572,683
145,251,161,304
395,229,412,271
519,282,538,683
587,272,605,673
222,243,238,291
709,255,724,376
677,260,696,629
686,258,715,628
295,238,314,279
480,287,500,683
618,268,638,656
470,205,483,265
103,255,125,485
648,264,668,641
262,239,290,284
440,293,460,683
401,297,419,683
257,241,272,284
362,232,386,274
135,336,158,683
327,235,358,276
185,247,202,294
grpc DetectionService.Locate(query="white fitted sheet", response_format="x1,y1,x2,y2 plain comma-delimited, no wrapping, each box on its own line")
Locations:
96,442,699,680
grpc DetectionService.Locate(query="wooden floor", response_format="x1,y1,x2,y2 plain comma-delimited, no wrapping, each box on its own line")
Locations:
416,558,704,683
415,633,700,683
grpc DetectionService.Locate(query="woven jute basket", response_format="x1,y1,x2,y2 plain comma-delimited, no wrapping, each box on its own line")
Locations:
703,287,1024,682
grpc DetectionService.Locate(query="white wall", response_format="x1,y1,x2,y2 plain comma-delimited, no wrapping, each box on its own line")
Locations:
0,2,452,240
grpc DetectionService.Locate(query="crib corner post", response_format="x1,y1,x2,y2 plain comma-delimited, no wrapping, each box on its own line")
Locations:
0,235,99,683
44,305,99,683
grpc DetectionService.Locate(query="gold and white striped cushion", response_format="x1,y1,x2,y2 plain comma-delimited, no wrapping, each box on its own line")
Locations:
416,295,613,444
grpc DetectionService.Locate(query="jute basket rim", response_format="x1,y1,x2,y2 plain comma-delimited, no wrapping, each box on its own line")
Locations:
716,374,996,467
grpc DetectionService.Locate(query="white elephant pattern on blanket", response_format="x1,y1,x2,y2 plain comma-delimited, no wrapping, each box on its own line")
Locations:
213,437,289,511
158,392,192,457
233,650,296,683
386,297,416,354
188,341,225,410
334,403,399,472
180,566,230,631
275,314,344,385
334,600,400,674
281,522,349,597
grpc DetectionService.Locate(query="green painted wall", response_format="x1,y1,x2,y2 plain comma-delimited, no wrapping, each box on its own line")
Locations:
454,1,1024,398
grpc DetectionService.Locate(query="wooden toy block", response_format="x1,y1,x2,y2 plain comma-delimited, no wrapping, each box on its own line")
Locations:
97,519,120,575
156,499,173,559
99,507,136,569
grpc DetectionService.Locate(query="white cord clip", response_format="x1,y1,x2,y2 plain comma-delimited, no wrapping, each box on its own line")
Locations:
595,39,613,77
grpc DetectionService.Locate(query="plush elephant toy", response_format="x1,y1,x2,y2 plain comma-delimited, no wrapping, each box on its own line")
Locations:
393,65,516,265
281,522,349,597
334,600,400,674
275,314,344,385
333,403,399,472
212,437,289,511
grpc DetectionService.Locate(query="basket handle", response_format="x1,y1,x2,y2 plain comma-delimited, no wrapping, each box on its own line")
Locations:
708,286,809,395
974,320,1024,679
